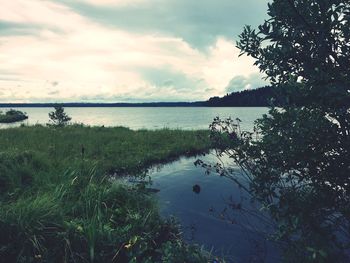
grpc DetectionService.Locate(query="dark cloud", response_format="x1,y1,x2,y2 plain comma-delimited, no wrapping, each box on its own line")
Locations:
51,81,59,87
0,18,65,38
204,87,215,93
57,0,269,49
48,90,60,96
225,73,267,93
140,67,201,91
163,79,173,86
0,21,41,36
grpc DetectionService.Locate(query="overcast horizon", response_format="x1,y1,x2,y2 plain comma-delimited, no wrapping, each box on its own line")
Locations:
0,0,269,103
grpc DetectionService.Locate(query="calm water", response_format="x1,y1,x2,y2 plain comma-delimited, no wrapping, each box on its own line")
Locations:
148,153,280,263
0,107,267,130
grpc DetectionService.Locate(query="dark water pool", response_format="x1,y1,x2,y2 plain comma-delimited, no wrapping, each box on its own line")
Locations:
148,153,281,263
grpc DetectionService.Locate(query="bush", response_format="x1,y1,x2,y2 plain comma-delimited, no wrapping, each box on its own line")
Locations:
204,0,350,262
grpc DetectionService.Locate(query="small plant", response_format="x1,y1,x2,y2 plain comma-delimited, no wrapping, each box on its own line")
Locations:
48,106,71,127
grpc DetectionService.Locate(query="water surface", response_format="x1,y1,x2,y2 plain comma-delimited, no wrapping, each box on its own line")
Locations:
0,107,267,130
148,153,280,263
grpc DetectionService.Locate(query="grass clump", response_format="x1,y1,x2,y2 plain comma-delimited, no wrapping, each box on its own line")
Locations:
0,165,209,262
0,125,212,262
0,125,211,178
0,109,28,123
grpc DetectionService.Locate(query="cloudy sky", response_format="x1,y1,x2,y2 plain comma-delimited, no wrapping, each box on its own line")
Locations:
0,0,269,103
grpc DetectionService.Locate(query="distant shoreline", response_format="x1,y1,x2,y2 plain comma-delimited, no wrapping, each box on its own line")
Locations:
0,102,202,108
0,86,274,108
0,87,275,107
0,102,267,108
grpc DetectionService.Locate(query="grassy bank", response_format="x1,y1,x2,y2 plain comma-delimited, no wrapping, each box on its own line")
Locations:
0,125,212,262
0,109,28,123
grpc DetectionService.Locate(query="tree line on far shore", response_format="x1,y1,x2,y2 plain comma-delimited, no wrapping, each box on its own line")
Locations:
205,86,275,107
0,86,282,108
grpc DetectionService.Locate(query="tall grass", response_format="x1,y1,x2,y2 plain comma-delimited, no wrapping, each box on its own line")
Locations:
0,125,210,174
0,163,209,262
0,125,211,198
0,125,212,262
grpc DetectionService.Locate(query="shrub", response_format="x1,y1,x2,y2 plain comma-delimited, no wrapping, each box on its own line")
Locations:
48,106,71,127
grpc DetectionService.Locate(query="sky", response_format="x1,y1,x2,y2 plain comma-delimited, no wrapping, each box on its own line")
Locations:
0,0,269,103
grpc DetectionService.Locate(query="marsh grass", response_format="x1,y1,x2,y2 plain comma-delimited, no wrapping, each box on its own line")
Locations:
0,125,212,262
0,124,210,172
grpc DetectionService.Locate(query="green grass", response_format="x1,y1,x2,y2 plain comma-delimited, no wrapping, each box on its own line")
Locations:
0,124,213,262
0,109,28,123
0,125,211,195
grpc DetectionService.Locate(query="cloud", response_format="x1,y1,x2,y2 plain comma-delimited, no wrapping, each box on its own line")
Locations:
0,0,268,103
76,0,148,7
140,67,202,91
48,90,60,96
61,0,269,49
225,73,268,93
0,21,41,36
51,81,59,87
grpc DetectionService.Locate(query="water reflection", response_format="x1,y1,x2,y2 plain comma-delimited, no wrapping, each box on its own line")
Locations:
192,184,201,194
148,152,280,263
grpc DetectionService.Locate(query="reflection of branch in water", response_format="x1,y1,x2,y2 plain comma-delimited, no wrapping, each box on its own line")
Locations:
208,195,275,235
195,151,277,228
195,154,252,196
195,150,284,262
208,203,272,263
182,223,197,242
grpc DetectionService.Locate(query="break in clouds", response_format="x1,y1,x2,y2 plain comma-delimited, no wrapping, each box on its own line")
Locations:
0,0,269,102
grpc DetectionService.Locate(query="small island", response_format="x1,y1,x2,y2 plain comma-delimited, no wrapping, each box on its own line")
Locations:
0,109,28,123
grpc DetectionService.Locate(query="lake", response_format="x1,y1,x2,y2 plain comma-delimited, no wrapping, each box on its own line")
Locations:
0,107,268,130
